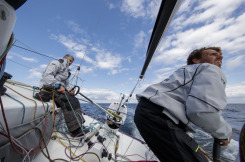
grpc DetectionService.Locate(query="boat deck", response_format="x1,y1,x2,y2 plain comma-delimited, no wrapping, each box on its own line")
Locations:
0,80,158,161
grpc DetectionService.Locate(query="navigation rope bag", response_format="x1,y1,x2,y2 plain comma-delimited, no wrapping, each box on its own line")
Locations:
34,86,54,102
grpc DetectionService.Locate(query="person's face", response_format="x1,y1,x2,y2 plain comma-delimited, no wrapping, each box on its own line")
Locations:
67,57,74,66
193,49,223,68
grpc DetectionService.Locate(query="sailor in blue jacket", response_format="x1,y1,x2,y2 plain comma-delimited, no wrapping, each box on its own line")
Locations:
134,47,232,162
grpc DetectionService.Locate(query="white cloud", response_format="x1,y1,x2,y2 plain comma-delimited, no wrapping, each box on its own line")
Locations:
226,82,245,103
79,87,120,103
67,20,85,35
126,56,132,63
151,0,245,66
95,52,121,69
50,34,93,63
8,52,38,62
51,32,123,75
134,30,147,49
145,0,161,20
21,57,38,62
28,69,42,79
120,0,160,20
40,64,47,68
121,0,145,18
225,55,244,70
79,65,93,74
108,2,116,10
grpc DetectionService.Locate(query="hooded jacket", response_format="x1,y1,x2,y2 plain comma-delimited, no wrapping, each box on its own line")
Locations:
40,59,71,90
136,63,232,140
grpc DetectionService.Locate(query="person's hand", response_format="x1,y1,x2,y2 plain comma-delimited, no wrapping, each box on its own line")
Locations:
220,134,232,146
57,86,65,94
212,134,232,146
69,89,75,95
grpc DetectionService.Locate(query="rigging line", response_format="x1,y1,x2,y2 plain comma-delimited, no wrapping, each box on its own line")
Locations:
123,138,134,161
13,42,80,68
15,39,41,54
7,59,43,73
123,78,142,105
70,0,108,87
78,0,107,67
13,44,55,61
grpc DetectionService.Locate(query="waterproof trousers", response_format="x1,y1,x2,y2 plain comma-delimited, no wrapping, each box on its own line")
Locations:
134,98,208,162
54,91,85,134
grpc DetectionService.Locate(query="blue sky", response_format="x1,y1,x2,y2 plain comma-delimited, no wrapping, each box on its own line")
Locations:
6,0,245,103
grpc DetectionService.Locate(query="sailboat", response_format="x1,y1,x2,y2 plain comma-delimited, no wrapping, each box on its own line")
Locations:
0,0,233,161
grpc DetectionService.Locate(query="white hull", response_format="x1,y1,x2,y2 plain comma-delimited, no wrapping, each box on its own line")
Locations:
0,80,158,162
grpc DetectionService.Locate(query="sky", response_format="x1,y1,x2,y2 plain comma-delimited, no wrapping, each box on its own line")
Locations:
5,0,245,103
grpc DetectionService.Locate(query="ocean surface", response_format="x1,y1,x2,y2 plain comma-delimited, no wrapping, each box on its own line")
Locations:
81,102,245,162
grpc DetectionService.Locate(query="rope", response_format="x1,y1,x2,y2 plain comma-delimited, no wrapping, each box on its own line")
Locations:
13,44,55,60
4,85,38,119
64,92,84,131
4,93,25,124
123,138,134,159
32,89,49,113
123,78,142,105
52,93,87,161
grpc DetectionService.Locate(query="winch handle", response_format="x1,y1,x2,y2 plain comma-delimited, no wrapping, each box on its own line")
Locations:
71,85,80,96
213,138,221,162
108,110,122,120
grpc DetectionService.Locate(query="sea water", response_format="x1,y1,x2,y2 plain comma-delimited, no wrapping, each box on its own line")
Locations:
81,103,245,161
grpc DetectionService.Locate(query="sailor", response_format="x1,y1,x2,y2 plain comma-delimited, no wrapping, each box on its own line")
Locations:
38,54,88,137
134,47,232,162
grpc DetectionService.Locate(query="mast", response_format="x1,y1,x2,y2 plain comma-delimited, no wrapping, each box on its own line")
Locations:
139,0,182,79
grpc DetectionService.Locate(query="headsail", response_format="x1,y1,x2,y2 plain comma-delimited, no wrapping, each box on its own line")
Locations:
139,0,182,79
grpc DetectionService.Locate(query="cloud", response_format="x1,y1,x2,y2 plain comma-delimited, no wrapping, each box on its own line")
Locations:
225,55,244,70
95,51,121,69
134,30,147,49
121,0,145,18
108,68,128,75
8,52,38,62
151,0,245,67
40,64,47,68
21,57,38,62
226,82,245,103
108,2,116,10
79,87,120,103
51,33,123,74
50,34,93,63
67,20,85,35
28,69,42,79
120,0,161,20
78,65,93,74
